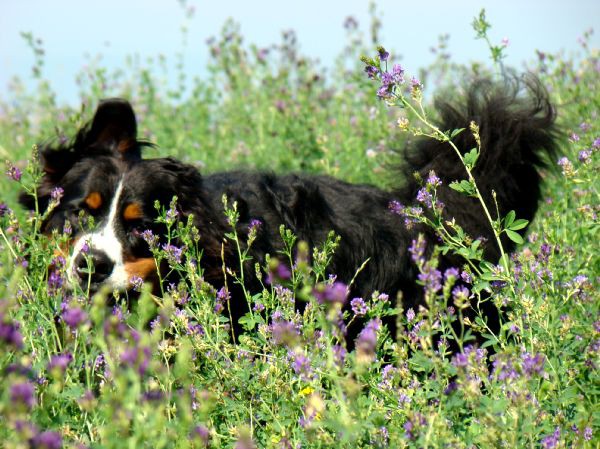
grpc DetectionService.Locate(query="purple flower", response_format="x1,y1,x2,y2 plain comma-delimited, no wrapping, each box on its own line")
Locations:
48,270,64,292
377,84,393,99
272,320,299,346
583,427,592,441
376,292,389,302
418,265,442,292
350,297,368,316
165,206,179,224
274,285,293,304
356,318,381,357
252,302,265,312
521,352,545,377
578,149,591,164
30,430,63,449
50,187,64,202
6,162,22,182
290,350,311,376
378,47,389,62
444,381,458,395
388,200,405,215
130,275,144,292
408,236,426,264
541,427,560,449
186,322,204,336
248,218,262,233
162,243,183,265
406,308,415,323
460,271,472,284
452,285,470,302
416,188,433,207
11,382,36,409
0,314,23,349
120,345,152,376
410,76,422,90
403,413,427,441
214,287,230,313
47,352,73,374
267,261,291,284
557,157,574,175
444,267,459,281
391,64,404,83
332,344,346,366
62,306,87,330
190,425,210,446
313,282,348,306
492,356,519,382
426,171,441,188
141,229,159,249
379,364,397,390
381,71,393,86
452,352,469,368
364,65,379,80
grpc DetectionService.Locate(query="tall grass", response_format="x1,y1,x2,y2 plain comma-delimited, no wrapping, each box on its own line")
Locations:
0,7,598,449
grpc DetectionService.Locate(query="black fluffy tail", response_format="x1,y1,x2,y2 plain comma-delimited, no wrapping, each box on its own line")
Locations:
399,73,558,258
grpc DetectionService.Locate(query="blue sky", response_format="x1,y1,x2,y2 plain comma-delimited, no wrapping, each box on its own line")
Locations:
2,0,598,104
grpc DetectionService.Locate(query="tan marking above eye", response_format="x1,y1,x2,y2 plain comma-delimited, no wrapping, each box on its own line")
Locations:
123,203,143,221
124,257,157,281
85,192,102,210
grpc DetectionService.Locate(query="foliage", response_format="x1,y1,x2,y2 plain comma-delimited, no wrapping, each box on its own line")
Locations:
0,6,598,449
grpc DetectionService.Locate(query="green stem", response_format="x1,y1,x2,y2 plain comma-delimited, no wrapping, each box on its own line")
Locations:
401,97,510,275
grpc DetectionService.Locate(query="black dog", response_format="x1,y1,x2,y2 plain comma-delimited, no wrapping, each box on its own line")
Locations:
20,75,557,343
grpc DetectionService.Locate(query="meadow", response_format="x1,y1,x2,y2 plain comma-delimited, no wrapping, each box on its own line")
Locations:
0,7,598,449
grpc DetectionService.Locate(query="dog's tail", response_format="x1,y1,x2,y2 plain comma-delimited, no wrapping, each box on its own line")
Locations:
399,74,558,258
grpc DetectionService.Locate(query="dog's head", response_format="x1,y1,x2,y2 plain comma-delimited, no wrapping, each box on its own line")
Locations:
20,99,206,293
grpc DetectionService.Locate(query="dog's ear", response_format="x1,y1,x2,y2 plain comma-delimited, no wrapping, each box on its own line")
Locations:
87,98,140,160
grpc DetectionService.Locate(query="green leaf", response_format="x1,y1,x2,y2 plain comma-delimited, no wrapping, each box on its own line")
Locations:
503,210,516,228
463,148,479,168
449,179,476,197
450,128,465,138
509,219,529,231
480,272,503,281
449,181,465,193
505,229,524,244
473,281,490,294
480,260,495,272
238,313,257,331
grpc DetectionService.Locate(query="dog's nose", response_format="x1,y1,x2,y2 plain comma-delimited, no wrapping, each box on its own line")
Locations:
74,249,114,285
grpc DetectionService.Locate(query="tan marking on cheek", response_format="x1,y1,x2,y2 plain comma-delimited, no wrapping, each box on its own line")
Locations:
54,240,74,258
117,138,135,154
85,192,102,210
123,203,143,221
124,258,157,282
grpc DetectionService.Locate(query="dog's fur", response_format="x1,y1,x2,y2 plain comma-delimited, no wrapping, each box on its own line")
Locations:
20,74,557,343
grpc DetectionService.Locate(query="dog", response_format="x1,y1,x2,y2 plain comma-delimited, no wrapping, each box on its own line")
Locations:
19,74,557,344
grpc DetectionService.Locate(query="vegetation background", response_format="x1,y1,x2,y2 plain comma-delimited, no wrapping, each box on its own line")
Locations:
0,2,598,448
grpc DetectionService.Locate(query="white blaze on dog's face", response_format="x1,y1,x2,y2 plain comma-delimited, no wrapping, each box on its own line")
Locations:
66,179,129,290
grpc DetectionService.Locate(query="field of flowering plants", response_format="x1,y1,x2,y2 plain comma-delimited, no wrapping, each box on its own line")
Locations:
0,6,598,449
